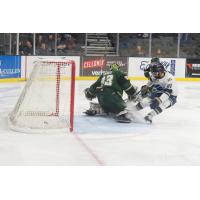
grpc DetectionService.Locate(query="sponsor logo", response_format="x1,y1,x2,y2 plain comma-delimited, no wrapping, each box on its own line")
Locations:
170,60,176,75
91,70,109,76
0,56,21,78
139,59,175,75
191,64,200,70
0,68,21,75
83,58,106,69
140,61,150,70
186,63,200,76
186,64,200,70
106,60,126,68
139,60,171,71
81,56,128,76
186,64,192,69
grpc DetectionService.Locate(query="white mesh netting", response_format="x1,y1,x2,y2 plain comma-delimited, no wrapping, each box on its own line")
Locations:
8,59,75,133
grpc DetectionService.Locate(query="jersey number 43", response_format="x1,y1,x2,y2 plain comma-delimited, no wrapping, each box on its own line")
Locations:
101,75,114,86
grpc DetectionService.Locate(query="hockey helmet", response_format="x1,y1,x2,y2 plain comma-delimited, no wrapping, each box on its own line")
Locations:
150,62,165,79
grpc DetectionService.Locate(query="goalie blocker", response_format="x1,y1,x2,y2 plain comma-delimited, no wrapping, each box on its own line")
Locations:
84,102,106,116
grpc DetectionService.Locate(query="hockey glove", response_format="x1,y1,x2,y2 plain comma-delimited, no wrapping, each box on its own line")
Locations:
150,97,162,109
84,88,96,101
140,85,149,97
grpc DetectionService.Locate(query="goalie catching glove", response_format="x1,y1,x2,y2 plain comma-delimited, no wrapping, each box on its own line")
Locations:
84,102,106,116
84,88,96,101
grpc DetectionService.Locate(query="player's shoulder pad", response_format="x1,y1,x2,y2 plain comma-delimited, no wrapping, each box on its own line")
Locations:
112,69,125,76
120,71,129,79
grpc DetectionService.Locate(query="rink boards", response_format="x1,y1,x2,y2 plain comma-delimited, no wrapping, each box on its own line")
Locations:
1,56,200,82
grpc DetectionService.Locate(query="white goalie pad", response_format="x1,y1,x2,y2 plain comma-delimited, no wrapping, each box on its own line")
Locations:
89,102,106,115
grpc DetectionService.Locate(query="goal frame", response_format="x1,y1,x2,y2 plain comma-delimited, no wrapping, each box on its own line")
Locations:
8,59,76,133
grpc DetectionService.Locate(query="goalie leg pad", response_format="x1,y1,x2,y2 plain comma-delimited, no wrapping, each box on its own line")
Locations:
90,102,104,114
84,102,106,116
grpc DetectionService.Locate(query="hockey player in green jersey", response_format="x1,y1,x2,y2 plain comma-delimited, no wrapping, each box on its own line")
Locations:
84,63,138,123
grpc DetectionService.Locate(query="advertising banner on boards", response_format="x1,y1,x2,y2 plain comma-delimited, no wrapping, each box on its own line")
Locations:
128,57,186,78
186,59,200,77
0,56,21,79
80,56,128,76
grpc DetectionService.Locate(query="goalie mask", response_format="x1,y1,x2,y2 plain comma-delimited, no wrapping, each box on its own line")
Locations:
110,63,120,71
150,63,165,79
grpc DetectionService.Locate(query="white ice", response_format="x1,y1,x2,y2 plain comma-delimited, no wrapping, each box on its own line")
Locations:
0,80,200,165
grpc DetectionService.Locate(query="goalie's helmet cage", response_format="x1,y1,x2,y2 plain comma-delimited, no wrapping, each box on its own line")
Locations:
8,58,75,133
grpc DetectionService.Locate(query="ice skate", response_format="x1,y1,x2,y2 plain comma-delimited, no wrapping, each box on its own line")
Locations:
144,114,153,124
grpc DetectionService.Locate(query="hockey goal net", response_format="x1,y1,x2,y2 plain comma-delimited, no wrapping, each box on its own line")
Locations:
8,58,75,133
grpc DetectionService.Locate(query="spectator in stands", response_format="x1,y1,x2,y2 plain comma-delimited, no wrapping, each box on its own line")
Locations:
156,48,162,56
135,45,145,56
19,40,33,55
66,35,76,50
57,34,67,53
36,34,43,48
19,41,25,55
58,34,77,54
47,34,55,54
36,42,48,55
25,40,33,55
153,48,163,57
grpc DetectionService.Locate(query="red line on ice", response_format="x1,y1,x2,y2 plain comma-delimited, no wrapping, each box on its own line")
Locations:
75,134,105,166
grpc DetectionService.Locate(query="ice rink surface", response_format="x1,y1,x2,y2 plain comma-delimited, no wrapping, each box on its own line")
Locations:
0,80,200,165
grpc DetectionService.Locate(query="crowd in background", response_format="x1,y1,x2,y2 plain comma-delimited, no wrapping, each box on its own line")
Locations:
17,33,85,56
119,33,178,58
0,33,200,58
